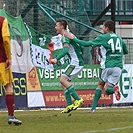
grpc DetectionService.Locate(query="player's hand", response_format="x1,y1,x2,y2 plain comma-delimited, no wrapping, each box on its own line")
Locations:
49,58,57,64
63,31,74,39
5,59,11,70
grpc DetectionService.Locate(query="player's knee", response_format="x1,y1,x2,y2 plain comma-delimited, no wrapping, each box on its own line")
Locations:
97,82,105,90
60,78,64,85
5,83,13,92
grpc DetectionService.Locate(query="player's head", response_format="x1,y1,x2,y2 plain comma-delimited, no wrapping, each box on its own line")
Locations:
55,19,68,34
102,20,114,33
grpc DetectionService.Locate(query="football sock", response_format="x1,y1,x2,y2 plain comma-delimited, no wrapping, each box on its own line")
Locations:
105,87,115,95
6,93,15,115
64,89,72,105
91,88,102,110
67,85,80,100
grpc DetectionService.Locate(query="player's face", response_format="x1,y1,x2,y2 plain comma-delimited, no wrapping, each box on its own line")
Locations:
55,22,63,34
102,25,108,34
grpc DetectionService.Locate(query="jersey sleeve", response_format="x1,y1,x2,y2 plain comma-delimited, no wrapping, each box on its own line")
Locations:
90,35,103,47
72,34,103,47
122,40,128,55
2,18,11,59
55,36,69,60
72,37,92,47
2,18,10,37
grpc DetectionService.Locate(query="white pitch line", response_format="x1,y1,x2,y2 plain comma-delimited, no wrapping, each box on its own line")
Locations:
80,126,133,133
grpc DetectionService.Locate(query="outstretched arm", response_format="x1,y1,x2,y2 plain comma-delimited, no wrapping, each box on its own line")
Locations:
63,31,92,47
73,37,92,47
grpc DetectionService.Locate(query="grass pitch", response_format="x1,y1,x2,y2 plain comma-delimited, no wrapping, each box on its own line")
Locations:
0,108,133,133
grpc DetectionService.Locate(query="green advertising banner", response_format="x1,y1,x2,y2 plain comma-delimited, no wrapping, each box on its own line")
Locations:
36,64,100,90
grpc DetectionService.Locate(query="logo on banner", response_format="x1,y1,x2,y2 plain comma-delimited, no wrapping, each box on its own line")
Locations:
26,67,42,91
119,68,132,98
28,67,37,88
11,26,23,57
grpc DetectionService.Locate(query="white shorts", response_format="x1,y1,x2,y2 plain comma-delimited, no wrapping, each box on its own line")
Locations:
62,65,83,81
100,67,122,87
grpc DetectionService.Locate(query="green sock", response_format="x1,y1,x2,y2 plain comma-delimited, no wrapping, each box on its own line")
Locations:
64,89,72,105
105,87,114,95
91,88,102,110
67,85,80,100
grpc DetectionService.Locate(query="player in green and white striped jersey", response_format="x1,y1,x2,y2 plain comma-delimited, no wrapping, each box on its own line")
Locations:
63,20,128,112
49,19,84,113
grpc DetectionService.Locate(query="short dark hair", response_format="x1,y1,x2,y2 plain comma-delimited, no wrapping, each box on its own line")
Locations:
56,19,68,29
103,20,114,31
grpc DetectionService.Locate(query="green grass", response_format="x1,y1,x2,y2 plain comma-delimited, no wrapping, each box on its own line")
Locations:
0,108,133,133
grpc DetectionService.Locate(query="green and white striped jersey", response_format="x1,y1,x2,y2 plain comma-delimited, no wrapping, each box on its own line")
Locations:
73,32,128,69
62,35,84,66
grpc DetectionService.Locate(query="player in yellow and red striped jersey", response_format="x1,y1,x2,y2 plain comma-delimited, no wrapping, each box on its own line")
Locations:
0,16,22,125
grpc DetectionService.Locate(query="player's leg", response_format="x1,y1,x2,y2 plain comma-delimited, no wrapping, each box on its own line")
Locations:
61,65,84,111
104,68,117,95
60,76,72,106
104,83,115,95
89,68,109,112
1,64,22,125
60,75,74,113
63,84,84,110
61,65,82,101
89,80,105,112
105,84,120,101
65,65,84,110
5,83,22,125
104,67,122,101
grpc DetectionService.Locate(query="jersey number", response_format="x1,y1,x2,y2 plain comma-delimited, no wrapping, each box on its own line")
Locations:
108,38,122,53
